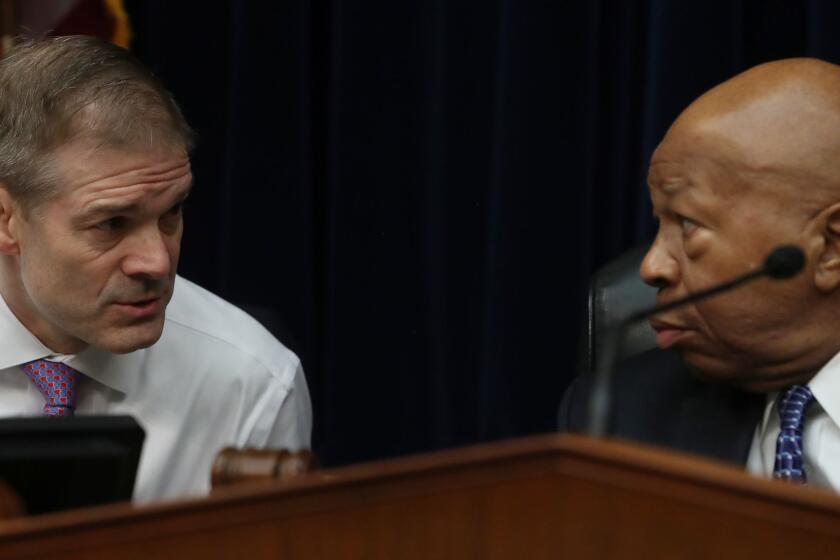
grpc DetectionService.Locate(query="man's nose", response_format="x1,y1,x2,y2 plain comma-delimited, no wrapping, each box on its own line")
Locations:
640,235,680,289
121,228,173,280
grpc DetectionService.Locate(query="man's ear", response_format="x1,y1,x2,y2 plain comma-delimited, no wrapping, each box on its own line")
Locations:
0,185,21,256
814,202,840,293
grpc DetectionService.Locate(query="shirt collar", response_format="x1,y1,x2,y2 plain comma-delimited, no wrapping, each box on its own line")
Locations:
0,292,138,395
755,390,780,437
806,350,840,429
0,292,54,368
744,351,840,439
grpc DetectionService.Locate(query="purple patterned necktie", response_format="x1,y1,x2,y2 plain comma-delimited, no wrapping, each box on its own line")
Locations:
19,359,81,417
773,385,815,484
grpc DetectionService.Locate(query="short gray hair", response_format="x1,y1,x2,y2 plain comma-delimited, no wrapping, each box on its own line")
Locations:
0,35,194,207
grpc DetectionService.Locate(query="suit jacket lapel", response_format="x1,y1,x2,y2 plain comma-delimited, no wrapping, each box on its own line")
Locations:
668,380,765,465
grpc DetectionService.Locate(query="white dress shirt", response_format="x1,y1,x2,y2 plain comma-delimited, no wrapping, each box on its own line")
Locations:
747,350,840,491
0,275,312,503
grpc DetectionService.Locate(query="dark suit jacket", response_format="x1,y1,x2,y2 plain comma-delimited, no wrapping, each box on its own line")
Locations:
558,349,766,466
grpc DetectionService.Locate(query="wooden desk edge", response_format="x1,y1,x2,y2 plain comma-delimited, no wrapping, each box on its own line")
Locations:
1,432,838,540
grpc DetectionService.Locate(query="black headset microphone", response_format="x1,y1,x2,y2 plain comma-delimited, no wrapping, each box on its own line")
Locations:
586,244,806,437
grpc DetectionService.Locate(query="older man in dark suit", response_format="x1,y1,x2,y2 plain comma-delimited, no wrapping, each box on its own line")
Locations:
560,58,840,490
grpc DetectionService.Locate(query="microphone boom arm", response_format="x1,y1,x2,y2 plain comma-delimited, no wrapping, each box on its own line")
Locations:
585,244,804,438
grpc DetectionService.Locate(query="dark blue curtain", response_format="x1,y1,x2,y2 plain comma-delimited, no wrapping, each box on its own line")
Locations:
124,0,837,466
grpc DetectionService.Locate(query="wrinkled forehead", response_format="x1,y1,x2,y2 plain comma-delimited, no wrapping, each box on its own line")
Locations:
35,137,191,208
647,121,748,197
646,122,838,228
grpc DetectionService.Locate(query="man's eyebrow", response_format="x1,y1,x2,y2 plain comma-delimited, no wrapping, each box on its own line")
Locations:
81,200,139,218
660,181,688,195
649,179,688,196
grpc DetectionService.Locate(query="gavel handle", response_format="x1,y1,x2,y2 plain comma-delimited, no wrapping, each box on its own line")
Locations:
211,448,316,489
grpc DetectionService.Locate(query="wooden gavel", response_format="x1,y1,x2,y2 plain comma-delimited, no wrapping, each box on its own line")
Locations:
211,448,316,489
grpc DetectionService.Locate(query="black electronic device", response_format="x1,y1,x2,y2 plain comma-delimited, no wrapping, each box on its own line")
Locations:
0,415,144,515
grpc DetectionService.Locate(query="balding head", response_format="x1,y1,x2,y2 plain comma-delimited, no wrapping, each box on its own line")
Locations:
658,58,840,211
679,57,840,122
641,58,840,391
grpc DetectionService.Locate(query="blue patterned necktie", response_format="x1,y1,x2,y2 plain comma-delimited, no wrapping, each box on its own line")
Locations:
773,385,815,483
19,359,81,417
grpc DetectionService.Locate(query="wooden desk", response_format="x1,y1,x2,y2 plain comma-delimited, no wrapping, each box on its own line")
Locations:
0,434,839,559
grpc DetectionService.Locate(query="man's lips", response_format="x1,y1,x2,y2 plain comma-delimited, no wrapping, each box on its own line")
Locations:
648,318,689,349
111,297,163,318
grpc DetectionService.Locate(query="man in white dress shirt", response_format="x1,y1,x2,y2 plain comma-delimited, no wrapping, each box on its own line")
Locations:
0,36,311,502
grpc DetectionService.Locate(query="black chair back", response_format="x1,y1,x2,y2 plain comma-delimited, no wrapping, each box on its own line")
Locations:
582,245,657,375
